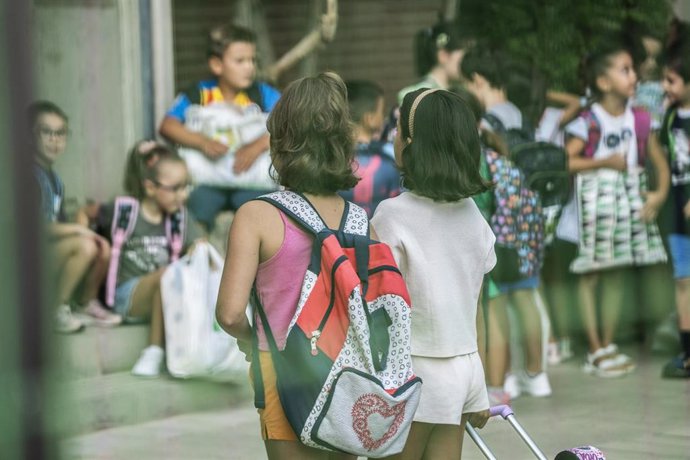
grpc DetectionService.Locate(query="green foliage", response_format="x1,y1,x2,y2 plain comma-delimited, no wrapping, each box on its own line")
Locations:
457,0,671,92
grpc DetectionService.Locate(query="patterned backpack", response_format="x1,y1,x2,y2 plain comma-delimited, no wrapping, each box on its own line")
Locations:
251,191,421,457
485,150,545,284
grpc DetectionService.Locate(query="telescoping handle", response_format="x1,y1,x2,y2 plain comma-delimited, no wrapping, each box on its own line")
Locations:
466,405,548,460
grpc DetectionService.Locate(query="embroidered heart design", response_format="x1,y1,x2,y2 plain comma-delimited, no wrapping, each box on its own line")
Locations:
351,393,407,451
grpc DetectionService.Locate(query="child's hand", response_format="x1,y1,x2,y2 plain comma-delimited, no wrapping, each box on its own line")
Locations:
319,0,337,42
642,190,665,222
237,339,252,362
200,137,229,159
467,409,490,429
604,153,627,172
233,144,262,173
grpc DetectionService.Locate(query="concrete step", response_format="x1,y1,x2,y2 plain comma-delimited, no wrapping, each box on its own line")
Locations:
52,323,149,379
49,370,253,438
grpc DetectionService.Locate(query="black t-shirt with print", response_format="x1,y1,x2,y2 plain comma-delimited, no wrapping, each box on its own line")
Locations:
660,105,690,235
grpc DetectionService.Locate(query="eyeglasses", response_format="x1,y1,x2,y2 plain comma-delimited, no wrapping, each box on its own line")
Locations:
37,126,69,139
153,180,192,194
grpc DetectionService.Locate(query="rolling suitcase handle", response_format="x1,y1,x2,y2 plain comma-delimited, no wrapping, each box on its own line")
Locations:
466,405,548,460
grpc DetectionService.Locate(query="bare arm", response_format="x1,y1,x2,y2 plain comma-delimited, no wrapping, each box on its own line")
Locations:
641,132,670,222
476,288,486,364
215,203,262,344
566,136,626,173
546,90,582,127
233,133,270,173
159,116,228,159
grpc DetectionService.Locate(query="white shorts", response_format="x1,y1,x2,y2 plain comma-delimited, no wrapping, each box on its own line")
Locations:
411,352,489,425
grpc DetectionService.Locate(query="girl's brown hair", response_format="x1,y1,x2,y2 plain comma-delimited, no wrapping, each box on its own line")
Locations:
123,141,186,199
267,72,358,194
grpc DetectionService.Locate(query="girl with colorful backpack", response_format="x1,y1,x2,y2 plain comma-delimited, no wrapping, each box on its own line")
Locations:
563,41,669,378
94,141,204,377
372,88,495,459
217,73,421,459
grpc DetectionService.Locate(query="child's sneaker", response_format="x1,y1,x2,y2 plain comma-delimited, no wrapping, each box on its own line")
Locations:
518,371,552,397
503,373,521,399
131,345,165,377
54,304,84,334
76,299,122,327
661,355,690,379
547,341,562,365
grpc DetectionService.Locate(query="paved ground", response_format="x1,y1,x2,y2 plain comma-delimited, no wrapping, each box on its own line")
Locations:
62,348,690,459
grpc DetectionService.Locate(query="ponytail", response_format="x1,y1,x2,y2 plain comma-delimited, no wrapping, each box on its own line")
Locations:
123,141,184,199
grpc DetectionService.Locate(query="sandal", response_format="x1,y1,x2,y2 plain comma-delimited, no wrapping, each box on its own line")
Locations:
582,347,630,378
603,343,636,373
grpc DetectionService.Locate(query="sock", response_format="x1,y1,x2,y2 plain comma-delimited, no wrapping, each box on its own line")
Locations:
680,330,690,360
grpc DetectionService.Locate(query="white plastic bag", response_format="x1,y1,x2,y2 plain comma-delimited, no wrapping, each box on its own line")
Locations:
161,242,248,380
178,102,279,190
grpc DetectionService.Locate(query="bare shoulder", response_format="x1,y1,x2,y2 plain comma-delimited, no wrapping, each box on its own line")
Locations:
234,200,282,231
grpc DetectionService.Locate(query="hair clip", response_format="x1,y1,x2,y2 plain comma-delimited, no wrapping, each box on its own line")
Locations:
436,33,449,49
145,153,160,168
138,140,157,155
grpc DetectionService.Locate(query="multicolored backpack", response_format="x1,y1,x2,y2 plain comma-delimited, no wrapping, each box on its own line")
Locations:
250,191,421,457
485,150,545,284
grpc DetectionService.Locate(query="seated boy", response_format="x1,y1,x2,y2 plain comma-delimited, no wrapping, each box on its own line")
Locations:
339,80,400,217
159,24,280,231
31,101,121,332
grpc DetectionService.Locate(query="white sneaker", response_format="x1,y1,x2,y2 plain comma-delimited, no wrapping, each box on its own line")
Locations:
503,373,521,399
76,299,122,327
131,345,165,377
559,338,573,361
518,371,552,397
54,304,84,334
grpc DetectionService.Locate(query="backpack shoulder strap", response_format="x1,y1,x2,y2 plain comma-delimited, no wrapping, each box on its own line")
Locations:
165,207,187,262
105,196,139,306
256,191,327,235
580,109,601,159
340,201,369,237
632,106,651,165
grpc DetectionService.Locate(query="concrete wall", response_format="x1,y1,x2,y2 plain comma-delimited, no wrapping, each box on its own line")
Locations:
31,0,145,205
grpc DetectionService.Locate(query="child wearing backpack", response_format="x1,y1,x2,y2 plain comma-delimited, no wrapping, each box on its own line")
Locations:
31,101,121,333
159,23,281,231
372,88,494,459
563,42,669,377
339,80,400,217
217,72,422,459
659,38,690,378
95,141,204,377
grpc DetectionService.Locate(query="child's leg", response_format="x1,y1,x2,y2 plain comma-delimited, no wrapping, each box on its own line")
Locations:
600,269,625,348
510,289,544,374
421,423,463,460
264,440,357,460
75,236,110,304
50,234,99,305
128,267,167,347
375,422,433,460
675,278,690,359
486,294,510,387
578,272,601,352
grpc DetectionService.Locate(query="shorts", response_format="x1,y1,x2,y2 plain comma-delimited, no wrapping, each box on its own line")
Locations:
496,275,540,294
252,351,298,441
114,277,142,320
668,234,690,279
411,352,489,425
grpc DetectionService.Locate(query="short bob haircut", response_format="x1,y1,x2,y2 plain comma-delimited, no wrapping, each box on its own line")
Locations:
207,23,256,59
399,88,490,202
267,72,358,195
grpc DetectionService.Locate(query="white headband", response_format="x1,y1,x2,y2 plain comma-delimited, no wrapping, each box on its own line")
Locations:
408,88,441,138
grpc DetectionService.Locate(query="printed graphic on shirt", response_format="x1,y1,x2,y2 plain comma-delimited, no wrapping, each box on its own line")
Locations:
667,112,690,186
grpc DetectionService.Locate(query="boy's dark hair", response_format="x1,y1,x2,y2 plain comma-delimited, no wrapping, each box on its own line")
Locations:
661,33,690,82
399,88,491,201
267,72,358,194
415,21,472,77
28,100,68,127
460,45,504,89
207,23,257,59
583,40,632,100
345,80,384,125
124,141,186,199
